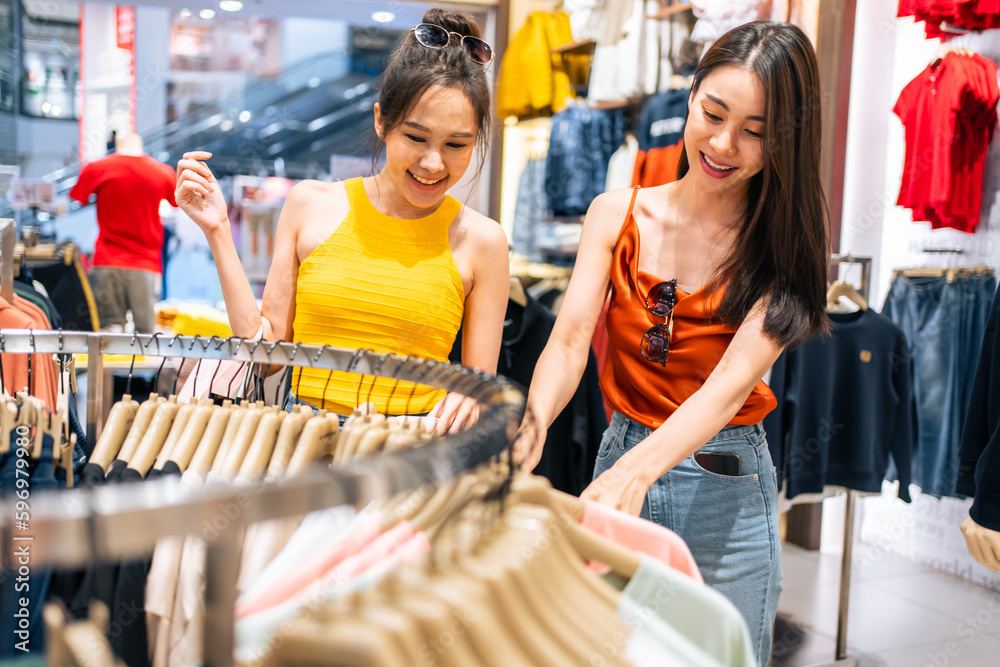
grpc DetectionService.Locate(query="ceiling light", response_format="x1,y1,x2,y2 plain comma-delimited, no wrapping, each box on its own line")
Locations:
179,8,191,17
219,0,243,11
372,11,395,23
238,110,251,122
199,9,215,19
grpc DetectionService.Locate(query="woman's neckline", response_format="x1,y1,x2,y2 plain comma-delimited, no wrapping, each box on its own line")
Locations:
359,176,451,222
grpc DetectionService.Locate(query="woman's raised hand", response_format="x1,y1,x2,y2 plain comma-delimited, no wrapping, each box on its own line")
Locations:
175,151,229,235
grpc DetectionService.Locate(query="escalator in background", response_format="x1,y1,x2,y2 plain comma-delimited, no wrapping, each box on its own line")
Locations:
34,47,383,212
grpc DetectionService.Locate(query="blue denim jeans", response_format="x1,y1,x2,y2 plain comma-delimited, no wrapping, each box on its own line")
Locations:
593,412,782,667
882,274,979,497
282,392,349,427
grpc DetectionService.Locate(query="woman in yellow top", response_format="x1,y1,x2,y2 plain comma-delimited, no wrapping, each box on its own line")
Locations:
173,9,509,433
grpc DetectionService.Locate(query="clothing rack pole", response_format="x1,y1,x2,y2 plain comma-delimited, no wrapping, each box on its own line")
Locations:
0,218,13,304
813,254,870,667
0,330,525,667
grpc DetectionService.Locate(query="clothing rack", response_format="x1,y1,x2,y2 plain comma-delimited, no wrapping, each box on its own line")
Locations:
822,254,870,667
0,330,526,667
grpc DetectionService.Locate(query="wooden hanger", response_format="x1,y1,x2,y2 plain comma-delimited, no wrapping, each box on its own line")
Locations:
118,394,164,464
218,403,268,478
265,407,310,478
509,276,528,307
130,395,181,477
826,281,868,312
167,399,216,472
237,408,286,480
187,401,234,476
152,397,199,471
89,394,139,472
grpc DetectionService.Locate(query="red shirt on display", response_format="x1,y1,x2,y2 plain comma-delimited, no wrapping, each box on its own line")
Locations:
893,51,998,233
69,153,177,273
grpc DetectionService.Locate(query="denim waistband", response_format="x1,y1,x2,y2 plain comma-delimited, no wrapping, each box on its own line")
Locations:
610,411,764,442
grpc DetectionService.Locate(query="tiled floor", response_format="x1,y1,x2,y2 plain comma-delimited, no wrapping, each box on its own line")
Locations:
773,541,1000,666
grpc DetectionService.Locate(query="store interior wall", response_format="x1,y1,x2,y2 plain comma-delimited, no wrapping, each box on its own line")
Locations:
134,6,170,138
834,4,1000,592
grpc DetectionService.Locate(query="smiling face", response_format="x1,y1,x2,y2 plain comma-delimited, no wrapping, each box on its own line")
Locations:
683,65,767,200
373,85,479,217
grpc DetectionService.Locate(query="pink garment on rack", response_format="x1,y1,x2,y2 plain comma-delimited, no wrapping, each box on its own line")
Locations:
292,525,427,604
581,499,702,583
234,511,384,618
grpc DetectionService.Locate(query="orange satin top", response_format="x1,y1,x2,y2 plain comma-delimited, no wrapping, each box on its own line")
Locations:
600,186,777,430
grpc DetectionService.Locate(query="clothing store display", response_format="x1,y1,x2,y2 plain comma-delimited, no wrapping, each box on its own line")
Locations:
894,51,999,233
22,244,100,331
290,177,463,415
632,87,689,187
545,105,626,217
602,187,776,430
605,134,640,192
883,272,996,498
594,412,780,667
450,293,606,497
588,0,660,103
496,10,588,120
763,309,915,502
959,282,1000,529
582,499,702,582
898,0,1000,39
69,155,176,274
511,157,551,261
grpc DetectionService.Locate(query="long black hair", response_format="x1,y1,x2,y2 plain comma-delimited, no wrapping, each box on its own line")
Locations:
370,8,493,175
678,21,829,347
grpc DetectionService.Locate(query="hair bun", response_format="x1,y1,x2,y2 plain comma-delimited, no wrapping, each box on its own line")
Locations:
420,8,481,38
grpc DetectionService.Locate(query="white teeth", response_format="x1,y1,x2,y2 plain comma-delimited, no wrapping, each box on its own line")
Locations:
411,172,443,185
704,154,736,171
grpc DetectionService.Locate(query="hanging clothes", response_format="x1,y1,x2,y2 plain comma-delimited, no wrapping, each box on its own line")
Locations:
511,157,551,261
763,309,916,502
959,281,1000,530
882,271,996,497
894,51,999,233
899,0,1000,39
632,87,690,187
545,104,626,217
496,11,589,120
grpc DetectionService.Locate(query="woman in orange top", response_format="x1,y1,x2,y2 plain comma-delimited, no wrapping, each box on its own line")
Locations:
520,22,829,666
174,9,509,433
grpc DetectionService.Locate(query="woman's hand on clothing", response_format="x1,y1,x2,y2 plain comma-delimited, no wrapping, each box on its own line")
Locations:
176,151,229,237
429,393,480,435
580,461,650,517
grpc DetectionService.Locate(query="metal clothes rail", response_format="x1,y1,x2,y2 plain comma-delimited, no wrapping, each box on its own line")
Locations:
0,330,526,667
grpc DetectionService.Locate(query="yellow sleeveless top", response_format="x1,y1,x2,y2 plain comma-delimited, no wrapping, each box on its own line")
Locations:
291,177,465,414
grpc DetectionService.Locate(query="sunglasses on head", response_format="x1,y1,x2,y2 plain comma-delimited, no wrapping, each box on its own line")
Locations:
411,23,494,65
641,279,677,367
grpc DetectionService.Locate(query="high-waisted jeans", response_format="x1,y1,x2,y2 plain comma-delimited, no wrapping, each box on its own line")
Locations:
593,411,782,667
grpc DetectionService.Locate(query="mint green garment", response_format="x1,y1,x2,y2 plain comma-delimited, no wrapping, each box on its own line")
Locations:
619,555,756,667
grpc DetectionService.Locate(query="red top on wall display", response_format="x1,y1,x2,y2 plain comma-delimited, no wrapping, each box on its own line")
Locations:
116,6,135,51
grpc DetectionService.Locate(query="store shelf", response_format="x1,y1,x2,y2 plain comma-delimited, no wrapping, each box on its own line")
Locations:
551,40,596,55
651,3,693,19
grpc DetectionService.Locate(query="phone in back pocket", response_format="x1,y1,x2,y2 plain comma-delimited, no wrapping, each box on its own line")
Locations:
694,452,742,476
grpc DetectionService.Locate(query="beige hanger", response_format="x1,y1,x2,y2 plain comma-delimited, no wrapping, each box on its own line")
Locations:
129,395,181,477
188,401,234,476
211,402,250,474
826,280,868,311
286,413,339,475
237,408,286,480
152,397,199,470
118,394,164,464
218,404,267,478
168,399,216,472
89,394,139,471
265,407,310,478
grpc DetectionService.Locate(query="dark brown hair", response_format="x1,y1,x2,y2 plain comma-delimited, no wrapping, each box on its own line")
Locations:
677,21,829,347
371,8,493,175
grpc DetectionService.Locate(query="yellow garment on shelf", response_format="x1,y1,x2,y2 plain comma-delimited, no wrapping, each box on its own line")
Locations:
497,10,588,120
158,303,234,339
291,177,464,415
